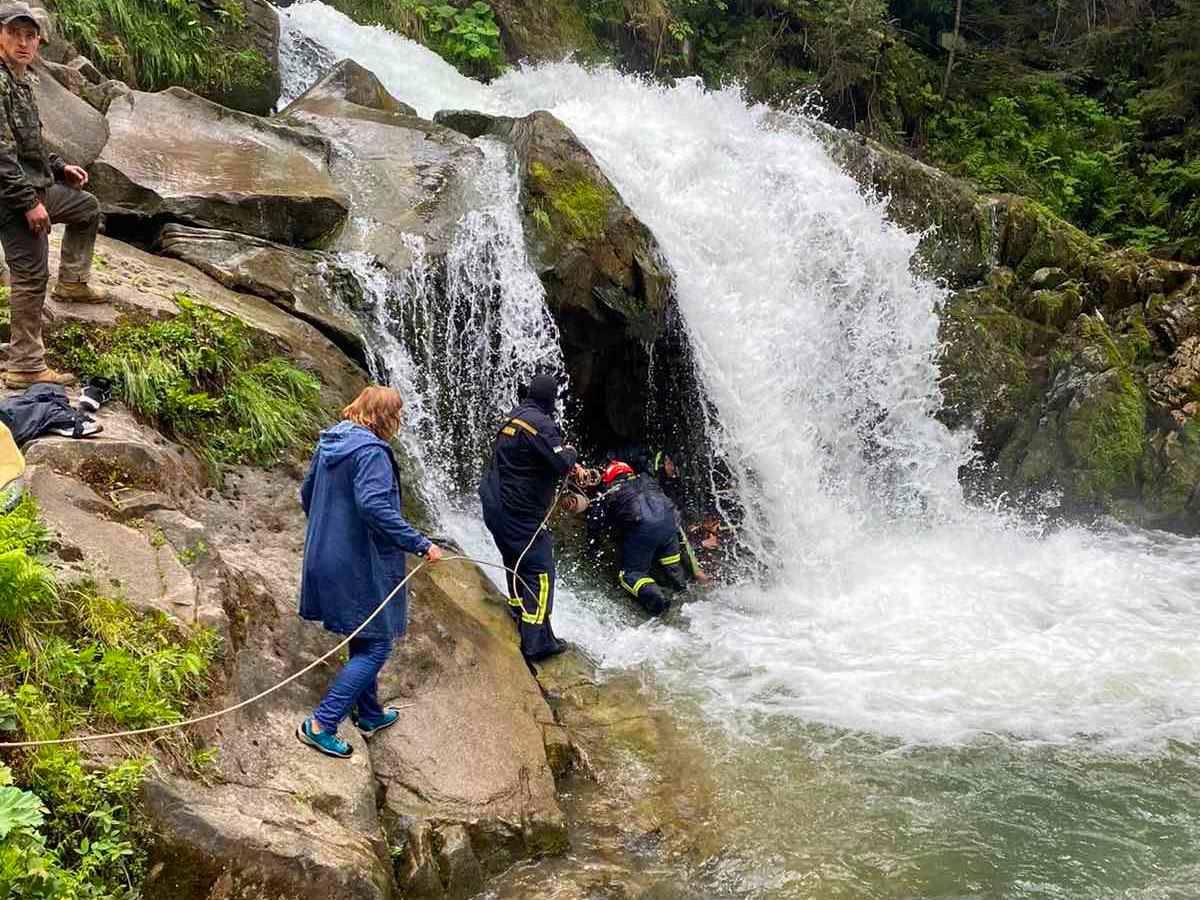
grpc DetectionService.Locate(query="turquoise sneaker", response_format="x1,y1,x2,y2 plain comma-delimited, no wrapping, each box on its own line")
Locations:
296,718,352,758
354,708,401,738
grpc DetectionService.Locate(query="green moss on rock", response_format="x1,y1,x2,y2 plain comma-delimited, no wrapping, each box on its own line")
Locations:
530,159,613,241
998,196,1102,283
937,293,1047,457
1063,367,1147,501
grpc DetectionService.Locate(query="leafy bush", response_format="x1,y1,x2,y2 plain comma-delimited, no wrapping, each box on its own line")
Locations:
49,0,270,96
325,0,505,77
926,77,1199,249
49,294,324,467
0,500,219,897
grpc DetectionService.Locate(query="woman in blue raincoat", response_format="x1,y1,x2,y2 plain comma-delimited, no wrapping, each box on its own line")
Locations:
297,385,444,759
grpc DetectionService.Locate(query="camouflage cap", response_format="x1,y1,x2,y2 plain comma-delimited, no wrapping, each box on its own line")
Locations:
0,2,43,33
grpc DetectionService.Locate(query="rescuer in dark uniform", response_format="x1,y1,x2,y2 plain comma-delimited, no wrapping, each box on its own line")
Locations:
604,445,708,585
585,460,691,616
480,373,580,661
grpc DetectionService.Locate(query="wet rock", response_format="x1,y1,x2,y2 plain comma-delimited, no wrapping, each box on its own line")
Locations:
442,108,674,444
156,223,367,367
280,60,480,269
33,59,108,168
80,79,130,115
433,108,497,139
433,824,485,899
90,88,348,246
44,232,368,411
372,557,567,888
197,0,282,116
488,0,597,62
937,289,1048,461
294,58,417,117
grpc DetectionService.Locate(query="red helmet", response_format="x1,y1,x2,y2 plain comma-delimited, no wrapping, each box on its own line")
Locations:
602,460,634,485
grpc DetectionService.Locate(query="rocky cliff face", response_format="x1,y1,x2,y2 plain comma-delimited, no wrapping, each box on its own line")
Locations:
818,127,1200,532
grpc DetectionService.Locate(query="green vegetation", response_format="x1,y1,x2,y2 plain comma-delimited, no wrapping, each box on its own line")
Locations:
0,497,218,898
323,0,506,77
48,0,271,95
576,0,1199,254
48,294,324,468
530,160,612,240
1061,316,1148,500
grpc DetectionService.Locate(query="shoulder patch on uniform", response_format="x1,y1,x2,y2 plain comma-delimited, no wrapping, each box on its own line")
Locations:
510,417,539,436
501,426,517,436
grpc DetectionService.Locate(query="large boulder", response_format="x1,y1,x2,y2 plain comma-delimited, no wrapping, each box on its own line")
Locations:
372,559,567,891
197,0,282,115
156,223,367,367
436,108,674,446
89,88,348,246
280,60,480,269
33,59,108,167
151,461,567,899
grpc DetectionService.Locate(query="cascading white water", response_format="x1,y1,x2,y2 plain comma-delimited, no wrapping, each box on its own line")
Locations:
279,1,1200,751
323,139,565,499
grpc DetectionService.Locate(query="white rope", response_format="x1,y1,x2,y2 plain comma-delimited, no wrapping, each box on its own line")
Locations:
0,554,535,750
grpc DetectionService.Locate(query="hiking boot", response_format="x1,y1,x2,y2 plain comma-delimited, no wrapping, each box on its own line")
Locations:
296,718,352,759
353,708,401,738
50,281,111,304
4,368,76,388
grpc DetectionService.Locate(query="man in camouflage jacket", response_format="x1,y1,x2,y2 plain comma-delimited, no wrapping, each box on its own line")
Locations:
0,2,108,388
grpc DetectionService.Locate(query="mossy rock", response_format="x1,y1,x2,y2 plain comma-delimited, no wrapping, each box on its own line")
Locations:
937,291,1049,459
996,195,1103,283
529,159,614,243
488,0,597,62
1062,367,1147,502
1140,422,1200,532
1022,286,1084,330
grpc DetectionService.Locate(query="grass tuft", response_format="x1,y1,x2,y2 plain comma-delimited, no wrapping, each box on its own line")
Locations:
49,293,325,469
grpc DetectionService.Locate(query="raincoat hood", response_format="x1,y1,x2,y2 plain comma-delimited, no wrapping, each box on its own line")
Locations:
317,420,387,468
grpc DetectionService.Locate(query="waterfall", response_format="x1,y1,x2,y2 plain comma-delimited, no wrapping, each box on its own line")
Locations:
279,1,1200,750
323,140,565,500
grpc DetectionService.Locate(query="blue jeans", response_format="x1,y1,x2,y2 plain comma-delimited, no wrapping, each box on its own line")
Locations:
313,637,392,732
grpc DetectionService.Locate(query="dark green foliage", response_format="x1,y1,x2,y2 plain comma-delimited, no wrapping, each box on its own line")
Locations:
323,0,506,77
577,0,1199,253
0,499,218,898
49,294,324,467
48,0,271,95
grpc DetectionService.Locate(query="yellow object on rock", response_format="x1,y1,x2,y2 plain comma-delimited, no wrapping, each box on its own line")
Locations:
0,421,26,511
